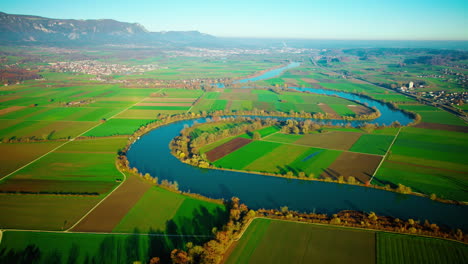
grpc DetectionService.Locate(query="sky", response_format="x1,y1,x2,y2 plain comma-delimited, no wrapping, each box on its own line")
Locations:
2,0,468,40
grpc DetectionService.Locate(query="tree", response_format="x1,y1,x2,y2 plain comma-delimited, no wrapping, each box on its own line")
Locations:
170,249,189,264
361,123,376,133
252,131,261,140
347,176,357,184
368,212,378,222
149,257,160,264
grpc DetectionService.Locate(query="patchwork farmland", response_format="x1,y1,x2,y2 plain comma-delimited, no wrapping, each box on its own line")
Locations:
0,44,467,264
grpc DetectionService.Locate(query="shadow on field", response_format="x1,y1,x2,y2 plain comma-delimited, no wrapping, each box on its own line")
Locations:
0,203,228,263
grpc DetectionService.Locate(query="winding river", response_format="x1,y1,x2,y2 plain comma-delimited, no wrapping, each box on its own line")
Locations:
128,63,468,230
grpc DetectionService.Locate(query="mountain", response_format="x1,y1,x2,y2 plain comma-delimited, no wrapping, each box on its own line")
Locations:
0,12,215,45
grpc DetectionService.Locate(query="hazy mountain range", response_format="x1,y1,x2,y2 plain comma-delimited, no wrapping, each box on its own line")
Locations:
0,11,215,46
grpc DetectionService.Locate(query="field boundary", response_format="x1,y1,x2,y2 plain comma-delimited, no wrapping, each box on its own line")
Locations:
0,97,149,182
370,127,401,182
234,216,467,245
1,229,213,238
261,138,383,157
65,167,127,231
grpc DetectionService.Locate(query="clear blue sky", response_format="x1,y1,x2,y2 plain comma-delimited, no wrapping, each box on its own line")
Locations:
2,0,468,40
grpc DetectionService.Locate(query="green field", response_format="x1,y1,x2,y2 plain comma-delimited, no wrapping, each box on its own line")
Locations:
213,141,281,169
83,118,154,137
226,218,376,264
288,148,342,176
226,218,468,264
0,231,154,264
244,144,310,173
374,127,468,200
419,111,467,126
263,132,303,143
11,151,121,182
377,233,468,264
350,134,394,155
113,186,227,234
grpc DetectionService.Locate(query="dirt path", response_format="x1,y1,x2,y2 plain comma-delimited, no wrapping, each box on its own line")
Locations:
70,175,151,232
370,127,401,182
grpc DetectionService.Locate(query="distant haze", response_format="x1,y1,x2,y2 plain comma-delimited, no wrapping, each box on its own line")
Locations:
2,0,468,40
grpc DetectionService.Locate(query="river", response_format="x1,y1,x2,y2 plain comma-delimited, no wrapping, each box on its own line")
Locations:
127,63,467,230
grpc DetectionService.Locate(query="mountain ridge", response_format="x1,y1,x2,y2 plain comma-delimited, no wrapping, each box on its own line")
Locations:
0,11,215,45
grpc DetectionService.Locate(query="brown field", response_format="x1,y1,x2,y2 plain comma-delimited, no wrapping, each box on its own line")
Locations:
71,175,151,232
295,131,362,150
0,96,20,103
0,179,115,194
230,89,251,93
283,78,298,86
301,78,319,84
143,97,195,102
414,122,468,133
0,142,63,177
322,152,382,183
136,102,192,107
22,121,97,139
0,106,26,116
348,104,373,115
318,103,339,118
206,137,252,162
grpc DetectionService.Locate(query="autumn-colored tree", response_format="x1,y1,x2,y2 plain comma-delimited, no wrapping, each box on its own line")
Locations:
170,249,189,264
252,131,261,140
149,257,160,264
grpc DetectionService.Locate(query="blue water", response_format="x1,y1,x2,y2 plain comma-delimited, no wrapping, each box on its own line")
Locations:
128,118,468,231
127,64,468,230
233,62,301,84
302,150,323,162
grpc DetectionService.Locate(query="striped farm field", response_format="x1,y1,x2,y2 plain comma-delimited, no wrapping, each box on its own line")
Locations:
0,141,63,177
205,137,252,162
377,233,468,264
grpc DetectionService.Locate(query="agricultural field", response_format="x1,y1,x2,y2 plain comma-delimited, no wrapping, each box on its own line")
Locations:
0,231,157,264
114,186,227,235
373,127,468,201
225,218,468,264
0,46,467,264
377,233,468,264
225,218,376,264
189,88,374,117
202,123,396,180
